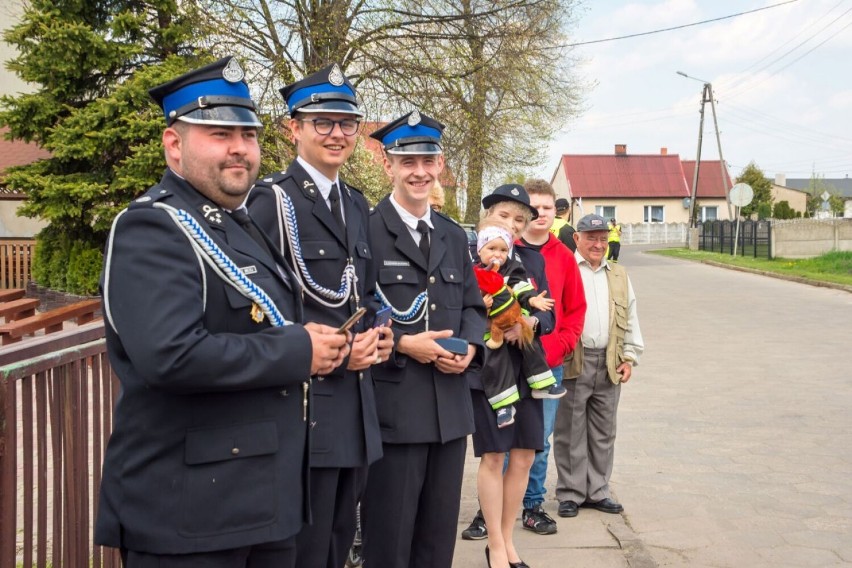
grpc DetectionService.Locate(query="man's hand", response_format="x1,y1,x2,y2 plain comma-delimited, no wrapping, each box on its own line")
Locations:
397,329,454,364
528,291,555,312
305,322,350,376
347,327,381,371
435,343,475,375
617,361,633,383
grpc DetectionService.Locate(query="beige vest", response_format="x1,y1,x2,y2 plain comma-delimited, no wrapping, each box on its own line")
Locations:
565,262,630,384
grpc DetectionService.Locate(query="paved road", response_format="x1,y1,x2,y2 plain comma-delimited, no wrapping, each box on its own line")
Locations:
453,245,852,567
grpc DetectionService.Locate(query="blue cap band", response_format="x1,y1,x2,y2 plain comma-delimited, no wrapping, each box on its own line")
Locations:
380,124,442,147
162,78,253,120
286,83,356,112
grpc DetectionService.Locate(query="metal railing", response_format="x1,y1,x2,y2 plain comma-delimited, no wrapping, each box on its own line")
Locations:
0,240,36,289
698,219,772,259
0,322,121,567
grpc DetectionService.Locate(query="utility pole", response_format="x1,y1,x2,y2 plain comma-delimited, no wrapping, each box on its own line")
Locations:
677,72,733,226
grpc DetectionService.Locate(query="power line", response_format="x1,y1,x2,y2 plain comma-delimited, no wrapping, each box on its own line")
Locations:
561,0,800,48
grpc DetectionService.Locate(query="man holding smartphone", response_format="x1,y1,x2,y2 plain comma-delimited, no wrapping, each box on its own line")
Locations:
248,64,392,568
360,110,486,567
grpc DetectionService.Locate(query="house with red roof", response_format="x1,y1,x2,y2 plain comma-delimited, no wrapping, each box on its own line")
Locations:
0,130,50,238
551,144,733,224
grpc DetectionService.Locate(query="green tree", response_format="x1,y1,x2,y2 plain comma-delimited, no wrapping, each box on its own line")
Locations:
772,200,797,219
805,173,845,217
0,0,197,294
734,162,772,218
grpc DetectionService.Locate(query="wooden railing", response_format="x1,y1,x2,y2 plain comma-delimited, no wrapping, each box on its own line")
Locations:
0,240,36,289
0,322,121,567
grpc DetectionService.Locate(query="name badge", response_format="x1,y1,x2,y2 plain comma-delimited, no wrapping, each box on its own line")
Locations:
383,260,410,267
241,265,258,275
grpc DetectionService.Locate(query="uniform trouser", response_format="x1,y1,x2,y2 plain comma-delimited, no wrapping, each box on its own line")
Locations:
121,537,296,568
295,465,366,568
553,347,621,504
361,437,467,568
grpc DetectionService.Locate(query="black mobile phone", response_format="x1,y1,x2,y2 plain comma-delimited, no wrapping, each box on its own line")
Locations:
435,337,469,356
337,307,367,334
373,306,392,328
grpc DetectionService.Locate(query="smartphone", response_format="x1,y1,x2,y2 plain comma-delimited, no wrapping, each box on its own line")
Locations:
337,307,367,334
435,337,469,356
373,306,392,328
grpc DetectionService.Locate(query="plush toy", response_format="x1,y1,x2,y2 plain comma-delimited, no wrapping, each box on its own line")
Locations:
473,261,534,349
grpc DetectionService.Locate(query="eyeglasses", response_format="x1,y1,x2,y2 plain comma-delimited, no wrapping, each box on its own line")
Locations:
300,117,360,136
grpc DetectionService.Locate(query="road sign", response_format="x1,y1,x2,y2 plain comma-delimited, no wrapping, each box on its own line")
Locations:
729,183,754,207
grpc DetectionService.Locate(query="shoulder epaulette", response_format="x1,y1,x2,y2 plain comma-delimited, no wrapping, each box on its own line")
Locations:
127,186,171,209
254,170,291,187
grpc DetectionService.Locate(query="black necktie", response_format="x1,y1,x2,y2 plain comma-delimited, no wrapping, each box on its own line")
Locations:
416,220,430,262
329,183,345,230
231,209,274,259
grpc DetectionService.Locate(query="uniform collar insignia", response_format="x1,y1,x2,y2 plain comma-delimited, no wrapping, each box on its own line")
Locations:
201,204,223,224
222,58,245,83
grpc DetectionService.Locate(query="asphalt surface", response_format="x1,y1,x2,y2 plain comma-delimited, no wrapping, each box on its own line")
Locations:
452,244,852,567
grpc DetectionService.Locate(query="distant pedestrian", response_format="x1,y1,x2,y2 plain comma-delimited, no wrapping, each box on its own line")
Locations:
550,197,576,252
607,217,622,262
554,213,644,519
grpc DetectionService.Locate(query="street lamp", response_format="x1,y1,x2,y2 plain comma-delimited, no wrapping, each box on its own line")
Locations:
676,71,732,229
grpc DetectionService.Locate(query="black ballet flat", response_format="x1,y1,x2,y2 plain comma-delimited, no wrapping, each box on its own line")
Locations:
510,562,530,568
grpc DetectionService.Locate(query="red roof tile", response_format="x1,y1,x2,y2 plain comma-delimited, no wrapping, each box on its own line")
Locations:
560,154,689,198
681,160,732,198
0,127,51,173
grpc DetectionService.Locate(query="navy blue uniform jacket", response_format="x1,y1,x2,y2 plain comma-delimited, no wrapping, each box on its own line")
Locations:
369,196,487,444
95,169,313,554
248,161,382,468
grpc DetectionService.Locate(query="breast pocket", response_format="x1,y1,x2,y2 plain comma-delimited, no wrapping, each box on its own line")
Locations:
180,421,278,536
301,240,343,262
439,267,464,309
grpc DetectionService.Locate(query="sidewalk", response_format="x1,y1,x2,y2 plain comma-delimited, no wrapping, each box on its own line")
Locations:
453,443,655,568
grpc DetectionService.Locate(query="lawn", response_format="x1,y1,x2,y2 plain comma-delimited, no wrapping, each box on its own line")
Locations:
648,249,852,287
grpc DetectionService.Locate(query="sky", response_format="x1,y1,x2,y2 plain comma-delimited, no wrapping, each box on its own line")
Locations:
537,0,852,184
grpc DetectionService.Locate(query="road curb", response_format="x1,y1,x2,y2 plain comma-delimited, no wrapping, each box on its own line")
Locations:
699,260,852,294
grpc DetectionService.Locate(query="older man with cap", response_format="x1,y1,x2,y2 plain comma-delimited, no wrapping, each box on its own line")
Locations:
247,63,391,568
553,214,644,519
94,57,350,567
360,110,486,568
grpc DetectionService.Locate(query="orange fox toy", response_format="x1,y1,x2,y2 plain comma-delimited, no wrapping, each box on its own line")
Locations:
474,261,534,349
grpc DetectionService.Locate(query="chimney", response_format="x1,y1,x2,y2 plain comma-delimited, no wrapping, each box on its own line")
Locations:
775,173,786,186
660,147,668,155
615,144,627,156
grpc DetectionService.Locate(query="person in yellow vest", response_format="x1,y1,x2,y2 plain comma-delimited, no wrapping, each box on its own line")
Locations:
553,213,644,518
550,197,576,252
606,217,622,262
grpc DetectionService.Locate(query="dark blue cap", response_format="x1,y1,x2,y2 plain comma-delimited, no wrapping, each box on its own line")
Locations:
369,110,444,155
149,57,262,127
279,63,362,117
481,184,539,220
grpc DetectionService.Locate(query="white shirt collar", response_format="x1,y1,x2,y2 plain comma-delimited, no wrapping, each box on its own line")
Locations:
389,193,433,231
574,249,609,272
297,156,338,201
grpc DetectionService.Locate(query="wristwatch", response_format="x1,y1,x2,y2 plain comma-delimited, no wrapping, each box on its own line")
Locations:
530,316,539,333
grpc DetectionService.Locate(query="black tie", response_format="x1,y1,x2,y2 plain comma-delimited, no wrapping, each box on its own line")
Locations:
231,209,274,259
416,220,430,262
329,183,346,231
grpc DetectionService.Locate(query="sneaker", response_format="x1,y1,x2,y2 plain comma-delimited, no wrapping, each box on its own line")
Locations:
496,405,516,428
522,504,558,535
531,383,567,399
461,509,488,540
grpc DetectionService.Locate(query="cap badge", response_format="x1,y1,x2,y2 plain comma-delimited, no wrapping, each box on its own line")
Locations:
408,110,422,126
511,188,520,196
328,64,345,87
222,58,245,83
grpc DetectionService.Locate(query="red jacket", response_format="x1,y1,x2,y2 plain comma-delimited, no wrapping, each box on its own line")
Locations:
520,235,586,368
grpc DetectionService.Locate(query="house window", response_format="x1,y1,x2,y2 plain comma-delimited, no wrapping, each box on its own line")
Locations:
595,206,616,219
643,205,664,223
700,206,718,221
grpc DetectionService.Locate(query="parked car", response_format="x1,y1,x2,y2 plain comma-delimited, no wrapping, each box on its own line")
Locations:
461,223,477,259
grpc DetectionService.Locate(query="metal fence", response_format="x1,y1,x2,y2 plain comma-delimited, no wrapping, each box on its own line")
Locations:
0,322,121,567
698,220,772,259
0,240,36,289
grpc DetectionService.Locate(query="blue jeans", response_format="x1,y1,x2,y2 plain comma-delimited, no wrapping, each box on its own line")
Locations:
523,365,562,509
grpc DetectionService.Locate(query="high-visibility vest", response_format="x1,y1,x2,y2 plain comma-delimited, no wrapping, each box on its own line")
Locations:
608,223,621,243
550,217,568,237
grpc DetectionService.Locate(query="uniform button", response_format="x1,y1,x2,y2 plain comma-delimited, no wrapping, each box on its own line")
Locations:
450,274,455,280
231,447,240,455
431,304,437,311
280,389,288,397
317,376,324,382
429,276,436,283
396,274,403,280
359,372,364,381
319,249,326,256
